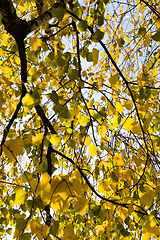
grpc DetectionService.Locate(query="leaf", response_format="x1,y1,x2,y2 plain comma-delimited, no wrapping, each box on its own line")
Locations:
95,225,105,236
84,136,91,146
50,220,59,236
3,138,23,160
20,233,31,240
92,48,99,64
54,8,66,21
38,172,51,191
50,90,59,103
77,20,88,32
142,232,151,240
63,224,74,239
32,133,43,146
29,36,42,51
50,134,60,147
80,115,90,126
122,118,134,131
100,123,107,138
31,91,41,106
140,191,155,206
113,154,124,166
152,31,160,42
89,145,97,157
15,189,27,204
75,197,88,215
16,218,26,231
116,102,123,112
109,74,119,87
138,27,146,36
22,94,35,107
92,29,104,42
124,99,133,110
139,87,151,100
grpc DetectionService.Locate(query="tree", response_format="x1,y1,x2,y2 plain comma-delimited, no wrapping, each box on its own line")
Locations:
0,0,160,239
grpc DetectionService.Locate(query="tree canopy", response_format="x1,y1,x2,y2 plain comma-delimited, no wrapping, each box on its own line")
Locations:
0,0,160,239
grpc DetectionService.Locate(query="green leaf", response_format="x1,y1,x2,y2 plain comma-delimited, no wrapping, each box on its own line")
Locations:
56,55,66,67
16,218,26,230
34,197,44,210
20,233,31,240
68,69,79,80
55,8,66,21
31,90,41,106
50,61,56,72
92,29,104,42
6,228,12,235
117,37,125,47
77,20,88,32
152,31,160,42
60,107,71,119
50,220,59,236
139,87,151,100
138,27,146,36
68,139,76,149
86,52,93,62
50,90,59,103
25,200,33,212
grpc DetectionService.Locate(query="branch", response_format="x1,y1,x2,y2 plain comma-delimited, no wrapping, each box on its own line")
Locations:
35,105,57,134
51,148,148,216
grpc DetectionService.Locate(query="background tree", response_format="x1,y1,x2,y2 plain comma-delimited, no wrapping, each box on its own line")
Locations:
0,0,160,239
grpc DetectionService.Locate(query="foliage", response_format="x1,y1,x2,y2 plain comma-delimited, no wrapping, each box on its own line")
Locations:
0,0,160,239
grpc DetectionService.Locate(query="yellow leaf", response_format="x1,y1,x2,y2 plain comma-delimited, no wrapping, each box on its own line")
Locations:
15,189,26,204
113,115,119,128
84,136,91,146
124,99,133,110
63,224,74,240
42,225,50,238
100,123,107,138
3,138,23,161
51,194,64,212
22,93,34,107
53,180,70,200
75,197,88,215
38,173,51,191
80,115,90,126
89,145,97,157
30,179,38,192
156,18,160,30
71,178,83,197
109,74,119,87
92,48,99,65
100,52,105,57
142,232,151,240
132,155,141,167
50,134,60,147
29,36,42,51
116,102,123,112
113,154,124,166
95,225,105,236
28,67,37,76
140,191,155,205
122,117,133,131
42,183,52,204
131,122,141,134
32,133,43,146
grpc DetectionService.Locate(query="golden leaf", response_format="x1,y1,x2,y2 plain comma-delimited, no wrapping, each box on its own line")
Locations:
89,145,97,157
15,189,27,205
32,133,43,146
29,36,42,51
